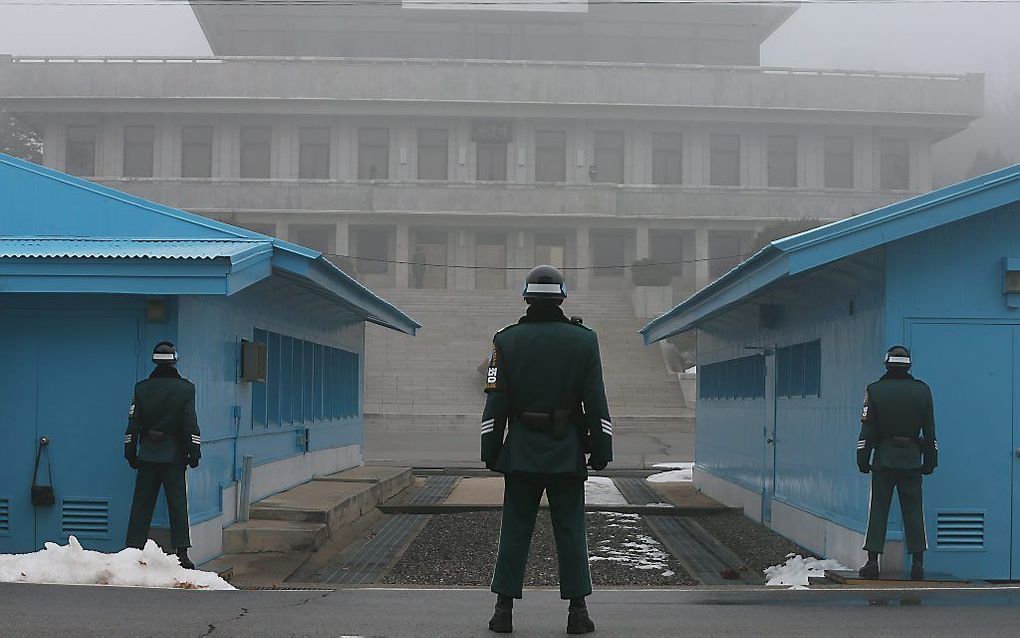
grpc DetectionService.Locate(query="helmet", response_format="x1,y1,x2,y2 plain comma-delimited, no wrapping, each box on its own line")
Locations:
152,341,179,366
522,265,567,300
884,345,911,370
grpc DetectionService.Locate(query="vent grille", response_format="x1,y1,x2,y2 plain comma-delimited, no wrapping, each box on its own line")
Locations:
0,498,9,534
62,499,109,538
936,511,984,549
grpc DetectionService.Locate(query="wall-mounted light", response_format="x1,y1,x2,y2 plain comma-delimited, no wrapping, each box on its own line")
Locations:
1003,258,1020,308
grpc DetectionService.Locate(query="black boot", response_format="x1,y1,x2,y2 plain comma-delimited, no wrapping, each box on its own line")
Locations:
567,597,596,634
488,594,513,633
176,548,195,570
858,551,880,580
910,552,924,581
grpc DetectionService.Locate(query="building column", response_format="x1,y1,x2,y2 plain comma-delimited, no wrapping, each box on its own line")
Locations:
335,217,350,256
276,221,291,242
395,223,410,288
575,226,590,292
636,225,651,260
695,226,710,290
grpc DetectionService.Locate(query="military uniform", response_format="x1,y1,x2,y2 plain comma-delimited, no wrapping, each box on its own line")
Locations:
481,302,613,601
124,366,201,551
857,371,937,556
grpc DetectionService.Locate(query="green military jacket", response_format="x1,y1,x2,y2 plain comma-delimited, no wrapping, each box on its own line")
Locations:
857,372,937,471
124,368,201,464
480,304,613,477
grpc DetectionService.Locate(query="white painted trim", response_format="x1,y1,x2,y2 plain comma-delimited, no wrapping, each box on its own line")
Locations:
188,444,362,564
693,466,762,522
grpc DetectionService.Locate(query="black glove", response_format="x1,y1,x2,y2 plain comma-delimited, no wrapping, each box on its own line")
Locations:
127,455,140,470
588,456,608,471
921,464,934,475
188,456,200,469
858,463,871,474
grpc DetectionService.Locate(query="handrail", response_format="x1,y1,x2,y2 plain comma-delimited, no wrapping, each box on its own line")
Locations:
4,54,978,83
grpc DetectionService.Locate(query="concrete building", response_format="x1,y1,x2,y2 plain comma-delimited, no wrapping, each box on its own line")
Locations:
642,164,1020,580
0,1,985,442
0,153,417,562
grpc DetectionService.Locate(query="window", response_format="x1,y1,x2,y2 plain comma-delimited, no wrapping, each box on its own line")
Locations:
709,232,743,279
181,126,212,178
699,355,765,400
591,232,626,277
299,127,331,179
767,135,797,187
356,228,390,274
358,127,389,179
880,138,909,190
593,131,624,183
535,130,566,182
709,134,740,186
65,126,96,177
777,339,821,398
123,125,154,178
251,329,360,428
417,128,448,180
824,136,854,189
476,142,507,181
651,231,686,276
240,126,271,178
652,133,682,185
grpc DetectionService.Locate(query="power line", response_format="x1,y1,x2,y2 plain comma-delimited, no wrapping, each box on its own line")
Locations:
320,250,753,270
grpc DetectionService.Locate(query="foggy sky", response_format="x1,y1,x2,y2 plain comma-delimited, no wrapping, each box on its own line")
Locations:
0,0,1018,98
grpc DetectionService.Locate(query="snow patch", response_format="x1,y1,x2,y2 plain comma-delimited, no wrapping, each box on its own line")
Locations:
588,514,672,575
0,536,234,590
584,476,628,505
764,553,849,588
646,465,693,483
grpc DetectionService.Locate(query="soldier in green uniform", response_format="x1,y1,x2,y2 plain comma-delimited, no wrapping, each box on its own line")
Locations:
124,341,202,569
481,265,613,635
857,345,937,581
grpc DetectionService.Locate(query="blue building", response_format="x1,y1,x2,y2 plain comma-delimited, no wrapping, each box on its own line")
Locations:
0,154,418,563
642,165,1020,580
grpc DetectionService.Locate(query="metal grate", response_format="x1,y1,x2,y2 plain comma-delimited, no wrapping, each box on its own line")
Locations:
0,498,9,534
936,511,984,549
62,499,109,538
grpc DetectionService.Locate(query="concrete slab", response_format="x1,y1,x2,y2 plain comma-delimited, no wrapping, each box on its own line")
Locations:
649,482,726,509
444,476,548,506
824,570,974,587
318,466,411,485
252,480,374,528
201,552,308,586
223,519,328,554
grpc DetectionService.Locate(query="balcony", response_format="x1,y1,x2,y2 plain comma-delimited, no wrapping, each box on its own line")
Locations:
0,55,983,121
92,177,910,220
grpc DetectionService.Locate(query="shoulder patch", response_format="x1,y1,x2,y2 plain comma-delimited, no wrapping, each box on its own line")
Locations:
494,324,520,336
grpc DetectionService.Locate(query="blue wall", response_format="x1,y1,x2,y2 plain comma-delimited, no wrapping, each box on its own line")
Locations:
696,250,886,534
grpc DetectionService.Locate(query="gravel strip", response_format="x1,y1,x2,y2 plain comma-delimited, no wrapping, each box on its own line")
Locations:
382,511,697,587
692,512,812,578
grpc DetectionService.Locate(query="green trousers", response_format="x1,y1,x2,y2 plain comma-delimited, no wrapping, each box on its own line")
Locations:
491,473,592,600
864,468,927,555
125,461,191,550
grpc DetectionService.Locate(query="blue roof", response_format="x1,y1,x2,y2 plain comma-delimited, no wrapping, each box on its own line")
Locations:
641,163,1020,344
0,154,419,335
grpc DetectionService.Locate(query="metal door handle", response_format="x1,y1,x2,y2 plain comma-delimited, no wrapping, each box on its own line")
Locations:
767,438,774,444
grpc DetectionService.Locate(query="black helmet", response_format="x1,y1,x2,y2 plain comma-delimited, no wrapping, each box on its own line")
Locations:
884,345,911,370
522,264,567,300
152,341,179,366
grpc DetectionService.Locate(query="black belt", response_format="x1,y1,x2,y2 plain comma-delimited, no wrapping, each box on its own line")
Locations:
142,430,177,443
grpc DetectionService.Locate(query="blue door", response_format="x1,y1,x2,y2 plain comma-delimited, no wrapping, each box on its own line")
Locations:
0,312,141,553
0,316,40,552
910,323,1014,579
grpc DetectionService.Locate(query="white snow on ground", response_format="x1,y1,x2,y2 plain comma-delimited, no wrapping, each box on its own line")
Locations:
584,476,628,505
0,536,234,590
589,513,673,575
764,553,850,588
646,462,693,483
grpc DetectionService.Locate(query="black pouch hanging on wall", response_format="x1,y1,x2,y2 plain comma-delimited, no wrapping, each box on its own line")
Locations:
31,437,55,507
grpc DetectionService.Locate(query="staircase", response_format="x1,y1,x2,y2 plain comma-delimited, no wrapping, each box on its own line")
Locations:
364,288,691,433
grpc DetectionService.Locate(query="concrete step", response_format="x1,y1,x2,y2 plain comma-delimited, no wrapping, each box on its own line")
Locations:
222,466,413,554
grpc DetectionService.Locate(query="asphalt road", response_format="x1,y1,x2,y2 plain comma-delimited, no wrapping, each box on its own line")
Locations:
364,427,693,469
4,583,1020,637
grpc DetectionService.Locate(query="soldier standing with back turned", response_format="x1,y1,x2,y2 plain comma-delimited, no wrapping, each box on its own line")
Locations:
124,341,202,569
481,265,613,634
857,345,937,580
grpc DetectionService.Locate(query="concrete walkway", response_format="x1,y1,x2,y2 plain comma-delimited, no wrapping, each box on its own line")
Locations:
3,582,1020,637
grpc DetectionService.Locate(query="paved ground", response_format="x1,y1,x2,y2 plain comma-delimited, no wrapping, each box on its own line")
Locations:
364,427,692,469
3,583,1020,637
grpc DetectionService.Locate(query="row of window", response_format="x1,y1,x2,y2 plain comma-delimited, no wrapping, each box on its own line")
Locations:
62,124,911,190
251,329,360,429
699,339,822,401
